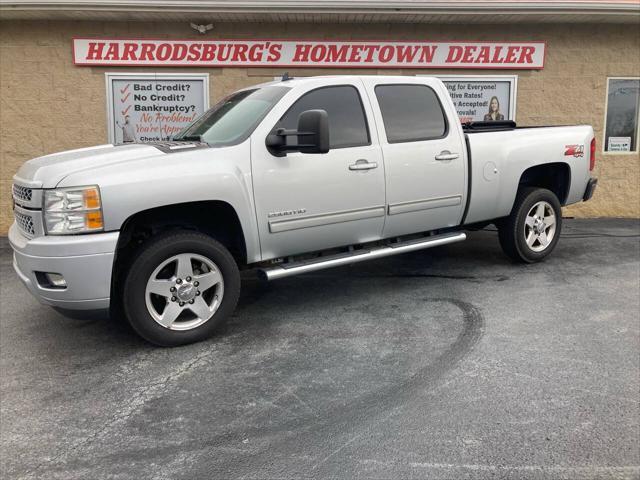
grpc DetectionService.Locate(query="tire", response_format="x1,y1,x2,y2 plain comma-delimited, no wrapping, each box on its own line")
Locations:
122,231,241,346
497,187,562,263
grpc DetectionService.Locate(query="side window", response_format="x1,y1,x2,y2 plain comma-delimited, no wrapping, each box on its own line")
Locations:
375,84,447,143
275,85,370,149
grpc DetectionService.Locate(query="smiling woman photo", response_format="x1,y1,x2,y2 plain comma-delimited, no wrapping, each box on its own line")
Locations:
484,95,504,121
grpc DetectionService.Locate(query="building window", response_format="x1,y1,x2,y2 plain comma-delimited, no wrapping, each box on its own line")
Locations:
604,78,640,153
431,75,518,123
375,84,447,143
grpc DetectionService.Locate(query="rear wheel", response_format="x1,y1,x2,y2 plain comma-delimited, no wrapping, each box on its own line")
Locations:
498,187,562,263
122,231,240,346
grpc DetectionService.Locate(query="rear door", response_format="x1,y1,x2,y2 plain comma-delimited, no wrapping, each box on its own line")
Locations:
362,78,467,237
251,79,386,260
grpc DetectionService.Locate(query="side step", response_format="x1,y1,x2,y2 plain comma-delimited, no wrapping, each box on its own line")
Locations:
258,231,466,281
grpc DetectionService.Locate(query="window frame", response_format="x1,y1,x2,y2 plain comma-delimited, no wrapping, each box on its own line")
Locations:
272,84,372,150
374,83,449,145
602,76,640,155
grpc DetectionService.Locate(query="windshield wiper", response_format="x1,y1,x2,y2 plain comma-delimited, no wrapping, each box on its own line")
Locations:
174,134,203,142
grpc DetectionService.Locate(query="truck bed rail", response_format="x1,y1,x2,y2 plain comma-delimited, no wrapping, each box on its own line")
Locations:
462,120,517,132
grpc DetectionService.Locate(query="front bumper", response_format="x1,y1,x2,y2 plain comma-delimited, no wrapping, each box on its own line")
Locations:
9,223,119,310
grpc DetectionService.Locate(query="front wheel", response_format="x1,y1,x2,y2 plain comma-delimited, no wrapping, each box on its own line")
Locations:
497,187,562,263
122,231,240,346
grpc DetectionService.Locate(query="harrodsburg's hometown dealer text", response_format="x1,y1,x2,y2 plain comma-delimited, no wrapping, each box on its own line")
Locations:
75,39,545,69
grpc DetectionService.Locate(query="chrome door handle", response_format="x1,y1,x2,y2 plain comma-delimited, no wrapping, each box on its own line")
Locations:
435,151,459,161
349,160,378,171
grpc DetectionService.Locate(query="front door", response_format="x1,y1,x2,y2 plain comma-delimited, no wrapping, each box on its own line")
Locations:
251,80,385,261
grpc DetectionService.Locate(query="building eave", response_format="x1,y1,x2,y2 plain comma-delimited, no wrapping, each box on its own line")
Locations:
1,0,639,23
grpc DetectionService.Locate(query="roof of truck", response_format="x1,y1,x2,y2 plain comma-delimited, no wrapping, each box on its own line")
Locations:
258,74,429,88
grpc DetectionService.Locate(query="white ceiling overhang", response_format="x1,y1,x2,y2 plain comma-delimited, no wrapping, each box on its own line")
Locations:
1,0,639,23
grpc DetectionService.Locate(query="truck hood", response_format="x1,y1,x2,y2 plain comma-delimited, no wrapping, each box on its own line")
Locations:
13,143,166,188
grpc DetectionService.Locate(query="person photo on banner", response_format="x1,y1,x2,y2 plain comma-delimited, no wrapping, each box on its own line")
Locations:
116,115,136,143
484,96,504,122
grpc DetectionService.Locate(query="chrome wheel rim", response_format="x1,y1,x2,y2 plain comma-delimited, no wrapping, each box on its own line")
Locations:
144,253,224,331
524,201,557,253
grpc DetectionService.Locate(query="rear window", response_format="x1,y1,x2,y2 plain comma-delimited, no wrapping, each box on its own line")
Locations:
375,84,447,143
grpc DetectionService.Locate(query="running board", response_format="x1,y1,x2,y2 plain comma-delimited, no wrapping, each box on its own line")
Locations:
258,232,466,281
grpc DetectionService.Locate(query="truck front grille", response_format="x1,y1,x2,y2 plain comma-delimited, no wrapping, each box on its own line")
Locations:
14,210,36,238
12,184,33,203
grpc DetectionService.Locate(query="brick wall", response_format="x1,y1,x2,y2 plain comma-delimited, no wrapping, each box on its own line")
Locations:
1,20,639,234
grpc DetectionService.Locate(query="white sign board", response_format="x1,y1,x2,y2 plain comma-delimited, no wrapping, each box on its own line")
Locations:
434,75,517,123
76,38,546,69
106,73,209,144
608,136,632,152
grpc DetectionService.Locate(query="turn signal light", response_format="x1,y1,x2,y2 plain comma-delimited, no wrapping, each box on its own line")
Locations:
84,187,101,209
590,138,596,171
86,211,104,230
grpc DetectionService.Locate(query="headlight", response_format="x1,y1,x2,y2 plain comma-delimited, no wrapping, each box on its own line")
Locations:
43,186,104,235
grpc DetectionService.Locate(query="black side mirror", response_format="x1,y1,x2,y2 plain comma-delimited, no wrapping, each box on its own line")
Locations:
266,109,330,156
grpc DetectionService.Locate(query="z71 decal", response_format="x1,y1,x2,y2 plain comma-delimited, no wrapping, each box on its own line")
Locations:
564,144,584,157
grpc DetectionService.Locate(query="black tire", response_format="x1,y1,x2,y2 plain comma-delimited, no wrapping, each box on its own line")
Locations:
497,187,563,263
122,231,240,347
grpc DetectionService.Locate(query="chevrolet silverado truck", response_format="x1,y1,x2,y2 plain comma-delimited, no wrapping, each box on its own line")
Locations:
10,75,598,346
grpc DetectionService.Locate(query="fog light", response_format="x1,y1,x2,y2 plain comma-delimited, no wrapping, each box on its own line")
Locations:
46,273,67,288
35,272,67,289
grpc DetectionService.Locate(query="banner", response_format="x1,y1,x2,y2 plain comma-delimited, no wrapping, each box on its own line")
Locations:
434,75,518,123
74,38,545,69
106,73,208,144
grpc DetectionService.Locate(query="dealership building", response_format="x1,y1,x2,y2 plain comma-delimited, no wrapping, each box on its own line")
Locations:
1,0,639,234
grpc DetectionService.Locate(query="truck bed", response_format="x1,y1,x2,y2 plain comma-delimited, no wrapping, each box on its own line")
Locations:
462,123,594,225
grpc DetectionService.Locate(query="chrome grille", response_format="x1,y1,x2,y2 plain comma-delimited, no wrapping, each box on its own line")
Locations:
12,184,33,203
14,210,36,237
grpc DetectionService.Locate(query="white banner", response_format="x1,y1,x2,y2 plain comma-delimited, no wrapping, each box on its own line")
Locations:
75,38,546,69
435,75,518,123
105,73,208,144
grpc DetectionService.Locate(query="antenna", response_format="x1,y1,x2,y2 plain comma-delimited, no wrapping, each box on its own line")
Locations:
281,72,292,81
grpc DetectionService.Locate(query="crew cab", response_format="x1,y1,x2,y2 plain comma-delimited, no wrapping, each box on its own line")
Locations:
10,75,598,346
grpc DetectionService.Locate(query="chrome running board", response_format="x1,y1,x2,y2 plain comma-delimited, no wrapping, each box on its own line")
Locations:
258,232,466,281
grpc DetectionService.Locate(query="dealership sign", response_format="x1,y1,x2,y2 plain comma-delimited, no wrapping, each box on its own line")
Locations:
73,38,545,69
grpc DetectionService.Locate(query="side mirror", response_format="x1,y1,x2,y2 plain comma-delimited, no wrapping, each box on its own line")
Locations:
266,109,330,156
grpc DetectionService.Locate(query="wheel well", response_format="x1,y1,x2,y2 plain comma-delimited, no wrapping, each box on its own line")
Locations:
518,163,570,204
111,201,246,307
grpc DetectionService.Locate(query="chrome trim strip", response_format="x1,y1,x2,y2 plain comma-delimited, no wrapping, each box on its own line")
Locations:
269,206,385,233
12,175,43,189
12,176,43,209
388,194,462,216
260,232,467,280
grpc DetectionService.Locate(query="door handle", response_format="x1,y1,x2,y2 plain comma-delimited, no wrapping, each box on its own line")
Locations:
435,151,459,161
349,160,378,171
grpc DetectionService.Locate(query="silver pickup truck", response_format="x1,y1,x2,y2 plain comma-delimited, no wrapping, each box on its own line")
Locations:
10,75,598,346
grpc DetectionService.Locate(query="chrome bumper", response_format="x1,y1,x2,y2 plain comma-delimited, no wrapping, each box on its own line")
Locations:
9,223,119,311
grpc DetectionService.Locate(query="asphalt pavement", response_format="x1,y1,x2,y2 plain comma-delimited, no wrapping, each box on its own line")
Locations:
1,219,639,480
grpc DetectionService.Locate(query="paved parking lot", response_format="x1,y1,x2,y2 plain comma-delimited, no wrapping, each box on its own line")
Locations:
1,219,639,480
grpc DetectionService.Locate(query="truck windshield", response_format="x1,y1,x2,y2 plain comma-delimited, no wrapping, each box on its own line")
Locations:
174,86,290,147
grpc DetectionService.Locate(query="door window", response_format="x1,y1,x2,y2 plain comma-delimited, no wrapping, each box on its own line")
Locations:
375,84,447,143
275,85,370,149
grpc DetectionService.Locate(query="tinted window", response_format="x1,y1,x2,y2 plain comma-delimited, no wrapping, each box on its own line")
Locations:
375,85,447,143
275,85,370,149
